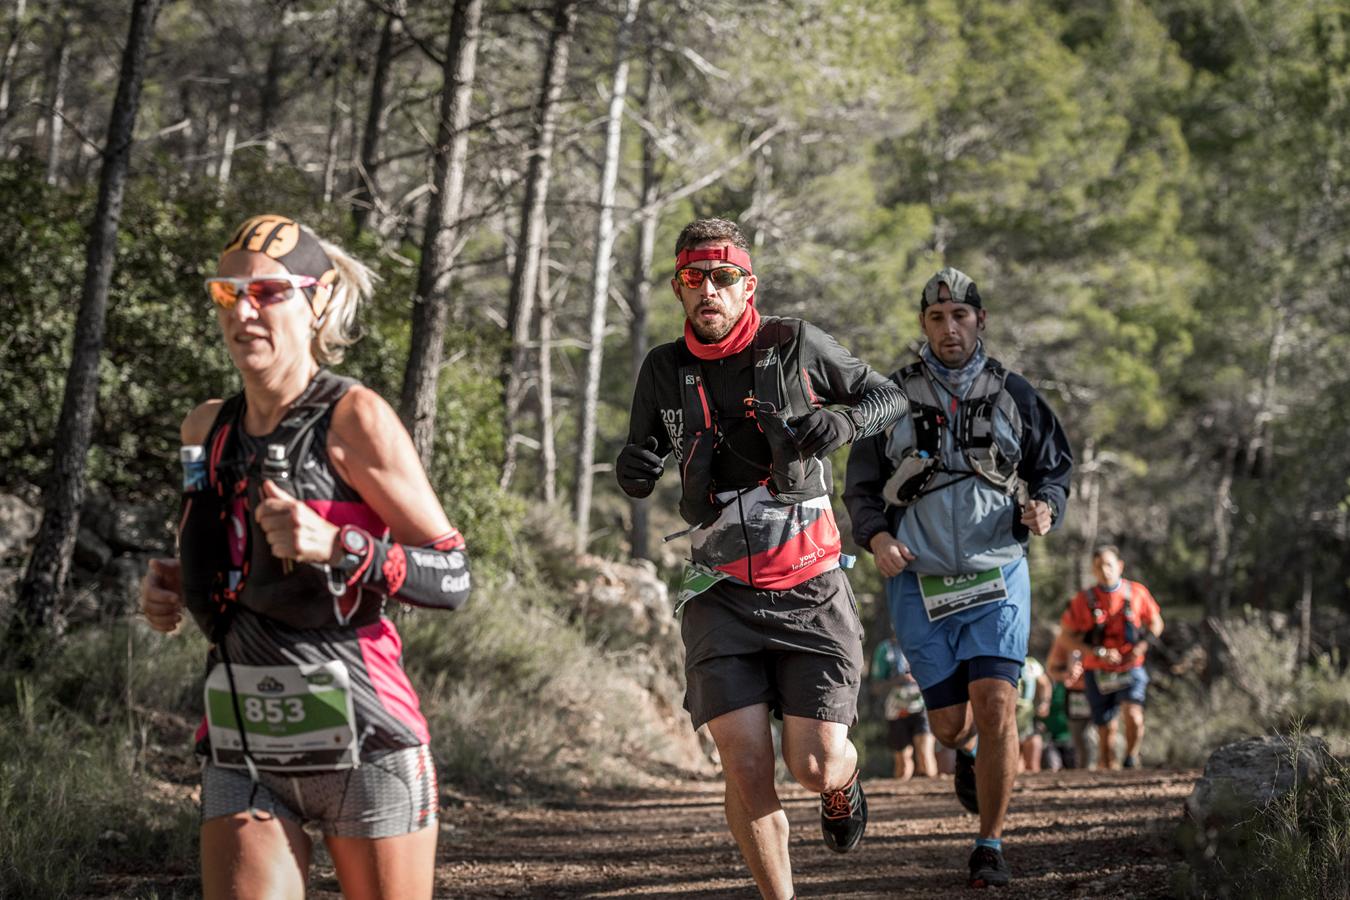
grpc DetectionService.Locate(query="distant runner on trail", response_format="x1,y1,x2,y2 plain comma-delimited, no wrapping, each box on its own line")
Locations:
844,266,1073,889
1047,627,1092,768
1015,656,1052,773
615,217,904,899
138,215,470,900
870,635,938,780
1059,545,1165,770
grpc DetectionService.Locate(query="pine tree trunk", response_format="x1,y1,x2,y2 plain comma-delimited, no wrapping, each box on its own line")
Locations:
9,0,165,659
351,10,397,236
537,219,558,505
399,0,482,465
42,11,68,185
0,0,28,146
217,78,238,190
500,0,576,490
322,63,344,203
573,0,641,555
627,54,660,562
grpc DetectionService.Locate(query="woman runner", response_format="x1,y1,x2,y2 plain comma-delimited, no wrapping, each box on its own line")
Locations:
139,214,470,900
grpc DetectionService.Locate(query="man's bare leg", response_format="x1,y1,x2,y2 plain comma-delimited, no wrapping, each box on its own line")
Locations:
781,715,856,793
1097,720,1119,769
913,732,938,777
1122,702,1145,761
706,705,792,900
968,678,1019,840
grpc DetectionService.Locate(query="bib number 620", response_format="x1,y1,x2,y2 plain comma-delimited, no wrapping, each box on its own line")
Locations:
943,573,979,587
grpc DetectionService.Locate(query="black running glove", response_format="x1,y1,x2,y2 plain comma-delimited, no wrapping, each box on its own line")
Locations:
616,436,664,497
787,407,856,459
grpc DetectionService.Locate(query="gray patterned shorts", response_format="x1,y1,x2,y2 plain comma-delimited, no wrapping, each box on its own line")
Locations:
200,744,438,838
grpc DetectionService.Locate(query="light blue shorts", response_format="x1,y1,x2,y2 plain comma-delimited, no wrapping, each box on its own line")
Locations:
885,556,1031,693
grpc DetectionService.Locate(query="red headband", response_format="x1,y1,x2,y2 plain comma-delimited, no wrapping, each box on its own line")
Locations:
676,245,753,274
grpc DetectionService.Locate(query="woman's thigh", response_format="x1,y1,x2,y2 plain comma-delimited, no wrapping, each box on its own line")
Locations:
326,825,439,900
201,812,311,900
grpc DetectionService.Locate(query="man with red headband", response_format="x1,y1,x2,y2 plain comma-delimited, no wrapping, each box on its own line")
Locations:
616,217,904,899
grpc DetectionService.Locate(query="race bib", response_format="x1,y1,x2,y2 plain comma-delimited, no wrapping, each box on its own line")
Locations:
206,660,359,772
917,568,1008,622
1093,669,1133,694
1067,689,1091,719
674,562,729,615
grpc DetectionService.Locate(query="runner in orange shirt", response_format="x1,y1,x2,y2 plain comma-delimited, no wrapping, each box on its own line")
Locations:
1058,545,1164,769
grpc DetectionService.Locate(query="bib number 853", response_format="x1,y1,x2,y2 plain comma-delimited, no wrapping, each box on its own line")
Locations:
243,697,305,724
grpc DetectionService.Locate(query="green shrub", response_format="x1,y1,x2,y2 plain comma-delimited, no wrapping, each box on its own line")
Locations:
1150,615,1350,767
399,570,684,794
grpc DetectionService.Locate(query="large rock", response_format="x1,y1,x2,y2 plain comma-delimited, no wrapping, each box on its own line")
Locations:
1184,734,1329,827
571,554,677,648
82,490,171,554
0,493,40,558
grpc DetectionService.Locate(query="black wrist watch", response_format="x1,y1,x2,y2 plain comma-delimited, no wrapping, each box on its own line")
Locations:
845,406,866,440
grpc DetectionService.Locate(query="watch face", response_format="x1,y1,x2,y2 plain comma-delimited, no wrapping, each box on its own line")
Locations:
342,528,368,553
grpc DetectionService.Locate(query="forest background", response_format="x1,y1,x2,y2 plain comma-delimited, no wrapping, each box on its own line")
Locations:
0,0,1346,895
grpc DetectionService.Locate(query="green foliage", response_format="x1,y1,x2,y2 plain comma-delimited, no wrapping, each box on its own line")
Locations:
1150,615,1350,768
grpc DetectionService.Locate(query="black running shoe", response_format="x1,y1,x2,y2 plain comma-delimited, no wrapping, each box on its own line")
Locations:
968,845,1011,888
820,770,867,853
954,749,979,814
1123,755,1139,769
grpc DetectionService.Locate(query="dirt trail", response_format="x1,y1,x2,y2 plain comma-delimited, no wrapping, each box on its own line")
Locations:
417,768,1194,898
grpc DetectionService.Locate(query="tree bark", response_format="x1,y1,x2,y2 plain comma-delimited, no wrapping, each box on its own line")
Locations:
321,61,344,203
398,0,482,465
42,10,68,185
537,219,558,505
1297,553,1313,666
351,9,398,236
500,0,577,490
10,0,165,658
0,0,28,146
573,0,641,555
627,53,660,562
217,77,238,190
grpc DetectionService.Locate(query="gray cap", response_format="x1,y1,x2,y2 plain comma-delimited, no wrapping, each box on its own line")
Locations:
920,266,982,310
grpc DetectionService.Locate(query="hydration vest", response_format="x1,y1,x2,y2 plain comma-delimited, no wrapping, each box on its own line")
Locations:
1087,582,1140,647
675,317,827,526
177,370,380,638
881,356,1022,507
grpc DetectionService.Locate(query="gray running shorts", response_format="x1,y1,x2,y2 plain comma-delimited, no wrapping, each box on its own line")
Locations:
200,744,438,838
681,567,864,730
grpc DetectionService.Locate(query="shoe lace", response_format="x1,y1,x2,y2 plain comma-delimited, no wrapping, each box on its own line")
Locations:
822,787,853,819
971,846,1002,870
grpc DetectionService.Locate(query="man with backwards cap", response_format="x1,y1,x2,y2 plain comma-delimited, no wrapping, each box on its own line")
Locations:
615,217,904,899
844,267,1073,889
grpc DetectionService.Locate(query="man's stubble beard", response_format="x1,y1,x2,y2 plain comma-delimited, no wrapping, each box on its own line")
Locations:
689,316,733,343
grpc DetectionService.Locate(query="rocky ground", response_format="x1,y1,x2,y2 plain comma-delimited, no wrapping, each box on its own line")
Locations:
332,767,1190,898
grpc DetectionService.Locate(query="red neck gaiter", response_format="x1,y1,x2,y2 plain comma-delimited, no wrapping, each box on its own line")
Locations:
685,303,760,360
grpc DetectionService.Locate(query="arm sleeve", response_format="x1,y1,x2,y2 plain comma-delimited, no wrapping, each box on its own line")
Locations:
795,320,906,438
1006,374,1074,529
338,528,471,611
844,427,897,552
618,351,674,499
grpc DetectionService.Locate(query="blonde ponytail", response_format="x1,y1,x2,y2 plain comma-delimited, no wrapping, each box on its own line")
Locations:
310,233,378,365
